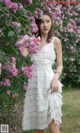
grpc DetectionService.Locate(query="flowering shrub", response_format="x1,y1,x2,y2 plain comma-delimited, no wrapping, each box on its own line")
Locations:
0,55,32,124
0,0,80,127
57,4,80,87
15,35,41,54
3,57,18,77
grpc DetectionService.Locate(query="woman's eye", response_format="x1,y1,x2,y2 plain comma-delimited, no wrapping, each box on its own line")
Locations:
40,20,50,24
46,20,50,23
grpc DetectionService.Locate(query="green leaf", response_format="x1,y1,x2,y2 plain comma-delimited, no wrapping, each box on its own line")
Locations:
21,8,27,13
8,31,15,37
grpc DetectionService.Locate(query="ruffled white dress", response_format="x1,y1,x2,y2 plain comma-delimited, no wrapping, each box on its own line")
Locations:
22,37,63,130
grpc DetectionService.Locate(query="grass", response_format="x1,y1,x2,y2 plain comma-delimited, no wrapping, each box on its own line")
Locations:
10,88,80,133
60,88,80,133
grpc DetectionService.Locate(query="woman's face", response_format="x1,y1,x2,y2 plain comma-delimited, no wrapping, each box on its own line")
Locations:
39,15,52,35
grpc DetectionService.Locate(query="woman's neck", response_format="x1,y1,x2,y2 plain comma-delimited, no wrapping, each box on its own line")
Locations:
41,34,48,42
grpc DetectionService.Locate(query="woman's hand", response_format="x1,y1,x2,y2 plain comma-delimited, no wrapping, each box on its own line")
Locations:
50,78,59,94
21,47,29,57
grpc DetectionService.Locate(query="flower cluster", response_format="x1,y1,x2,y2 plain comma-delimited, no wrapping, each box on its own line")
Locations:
22,64,34,79
0,78,10,87
23,82,28,91
27,36,41,54
29,17,38,33
0,0,23,13
34,8,44,19
15,35,41,54
11,21,21,33
3,57,18,77
6,90,18,99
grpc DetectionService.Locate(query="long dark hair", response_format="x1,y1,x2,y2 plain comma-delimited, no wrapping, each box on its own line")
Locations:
35,11,55,43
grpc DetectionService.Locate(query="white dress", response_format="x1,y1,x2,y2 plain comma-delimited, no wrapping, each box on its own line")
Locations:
22,37,63,131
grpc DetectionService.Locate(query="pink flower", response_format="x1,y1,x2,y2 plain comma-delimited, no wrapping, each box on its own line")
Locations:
64,37,69,42
55,10,61,16
31,36,40,44
29,64,34,71
0,0,3,2
4,0,11,6
40,2,44,7
23,82,28,91
4,0,19,13
22,64,34,79
60,29,63,32
11,21,21,33
72,11,79,16
28,36,41,53
70,46,74,50
74,44,76,46
15,35,30,55
22,35,30,43
51,12,56,19
70,19,76,25
6,90,11,95
68,28,73,33
15,35,30,49
11,22,21,28
0,78,10,87
29,16,35,22
11,57,16,64
68,22,73,28
45,0,49,2
30,23,38,33
15,39,24,47
15,35,40,54
3,57,18,77
77,29,80,34
12,93,18,99
9,67,18,77
68,13,73,17
75,39,79,44
72,0,76,2
10,2,19,13
34,8,43,19
15,39,26,54
45,6,51,12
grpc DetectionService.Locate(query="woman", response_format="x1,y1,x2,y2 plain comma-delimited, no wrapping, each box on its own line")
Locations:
22,11,63,133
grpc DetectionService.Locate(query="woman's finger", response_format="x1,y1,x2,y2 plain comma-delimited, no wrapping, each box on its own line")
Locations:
51,86,58,93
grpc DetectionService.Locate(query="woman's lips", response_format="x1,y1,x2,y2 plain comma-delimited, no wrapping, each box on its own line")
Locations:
43,28,48,31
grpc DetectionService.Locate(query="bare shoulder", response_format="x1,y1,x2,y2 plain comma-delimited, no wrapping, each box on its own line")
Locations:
52,37,62,49
53,37,61,45
51,37,62,55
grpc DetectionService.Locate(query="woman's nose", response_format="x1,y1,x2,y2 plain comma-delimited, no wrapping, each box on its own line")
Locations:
44,22,47,27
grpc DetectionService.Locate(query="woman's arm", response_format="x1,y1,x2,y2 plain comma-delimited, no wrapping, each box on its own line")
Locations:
51,37,63,93
21,47,29,57
54,37,63,80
